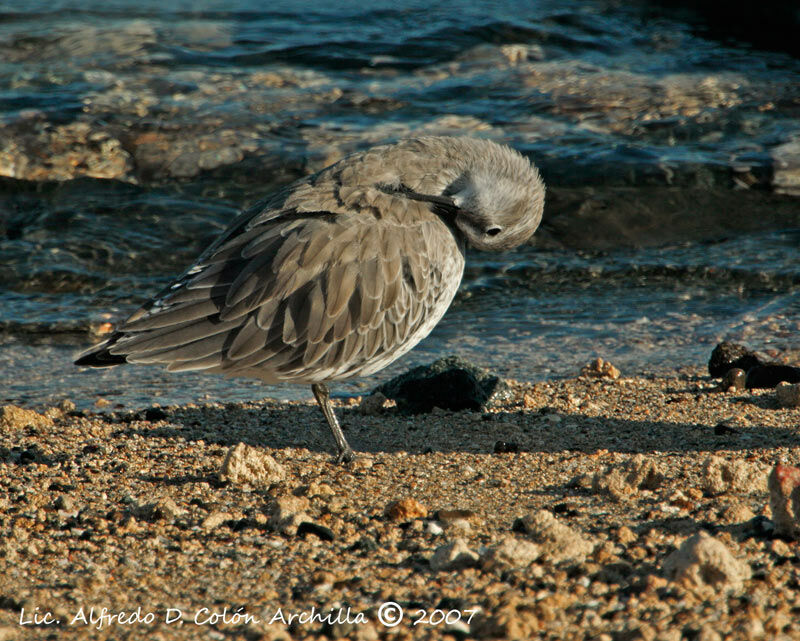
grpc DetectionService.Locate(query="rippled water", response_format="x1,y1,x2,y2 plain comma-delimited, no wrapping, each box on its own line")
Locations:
1,0,799,408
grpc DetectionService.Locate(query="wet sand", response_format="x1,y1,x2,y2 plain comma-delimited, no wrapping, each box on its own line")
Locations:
2,367,799,640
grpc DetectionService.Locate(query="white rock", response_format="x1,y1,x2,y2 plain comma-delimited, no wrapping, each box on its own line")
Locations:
517,510,594,563
220,443,285,486
481,536,541,570
663,531,751,592
429,538,479,571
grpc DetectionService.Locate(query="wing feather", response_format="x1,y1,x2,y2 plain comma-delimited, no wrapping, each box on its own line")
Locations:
92,165,464,383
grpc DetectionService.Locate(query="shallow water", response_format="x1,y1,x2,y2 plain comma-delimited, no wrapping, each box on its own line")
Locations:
1,0,799,409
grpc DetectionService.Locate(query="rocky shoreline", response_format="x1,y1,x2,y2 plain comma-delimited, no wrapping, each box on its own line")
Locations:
2,359,800,641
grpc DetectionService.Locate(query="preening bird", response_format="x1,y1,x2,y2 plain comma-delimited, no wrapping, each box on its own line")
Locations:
75,136,546,462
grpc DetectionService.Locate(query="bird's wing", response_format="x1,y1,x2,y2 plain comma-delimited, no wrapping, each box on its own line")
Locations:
106,194,463,383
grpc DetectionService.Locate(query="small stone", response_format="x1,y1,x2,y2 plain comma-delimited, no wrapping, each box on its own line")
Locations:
53,495,76,513
481,536,541,570
95,398,111,408
358,392,388,415
296,522,334,541
426,521,444,536
581,357,621,380
57,400,77,413
0,405,54,431
718,504,756,525
615,526,638,545
703,456,767,495
493,440,519,453
349,456,374,472
768,465,800,539
132,497,186,522
592,454,664,501
663,531,751,592
201,511,232,530
267,495,312,536
385,498,428,521
770,539,791,557
220,443,285,486
435,509,475,524
719,368,746,392
516,510,594,563
143,407,167,421
443,518,472,535
429,538,479,571
776,382,800,408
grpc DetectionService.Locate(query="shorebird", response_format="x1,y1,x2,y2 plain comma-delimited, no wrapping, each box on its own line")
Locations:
76,136,546,462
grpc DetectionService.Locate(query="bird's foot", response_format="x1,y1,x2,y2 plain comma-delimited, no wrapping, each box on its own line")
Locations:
333,446,357,465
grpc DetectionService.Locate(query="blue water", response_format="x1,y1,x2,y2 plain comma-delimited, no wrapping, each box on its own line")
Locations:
1,0,799,408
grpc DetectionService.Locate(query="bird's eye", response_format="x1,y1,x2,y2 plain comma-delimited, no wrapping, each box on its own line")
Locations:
486,226,502,237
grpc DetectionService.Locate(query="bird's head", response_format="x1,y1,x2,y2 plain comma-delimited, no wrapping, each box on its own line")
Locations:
447,159,545,251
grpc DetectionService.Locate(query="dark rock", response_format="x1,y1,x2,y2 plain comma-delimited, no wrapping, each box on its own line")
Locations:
375,355,511,413
494,440,519,454
708,342,800,389
296,522,334,541
348,536,378,553
708,342,762,378
143,407,167,421
746,365,800,389
719,368,746,391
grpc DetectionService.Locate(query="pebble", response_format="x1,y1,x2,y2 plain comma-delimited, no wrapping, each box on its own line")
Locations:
53,495,75,513
515,510,594,563
703,456,766,495
358,392,388,415
776,382,800,408
219,443,286,487
435,508,475,524
429,538,480,571
132,497,186,522
768,465,800,539
267,495,311,535
296,522,334,541
615,526,638,544
719,368,746,392
442,518,472,535
481,536,541,570
592,454,664,501
581,357,621,380
718,504,756,525
384,498,428,521
201,511,232,530
426,521,444,536
663,531,751,593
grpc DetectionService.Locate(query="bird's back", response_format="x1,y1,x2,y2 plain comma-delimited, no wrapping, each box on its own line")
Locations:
77,140,468,383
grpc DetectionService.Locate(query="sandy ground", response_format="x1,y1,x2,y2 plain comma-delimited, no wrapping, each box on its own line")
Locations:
1,367,799,641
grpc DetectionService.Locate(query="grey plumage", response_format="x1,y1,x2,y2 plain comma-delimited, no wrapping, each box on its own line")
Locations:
76,136,546,462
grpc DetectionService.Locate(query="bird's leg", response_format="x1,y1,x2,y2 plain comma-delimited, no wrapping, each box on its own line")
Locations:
311,383,355,464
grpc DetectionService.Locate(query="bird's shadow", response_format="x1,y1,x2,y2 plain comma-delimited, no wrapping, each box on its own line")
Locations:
114,398,798,459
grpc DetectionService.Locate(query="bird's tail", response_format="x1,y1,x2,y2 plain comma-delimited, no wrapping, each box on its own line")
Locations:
74,334,128,367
